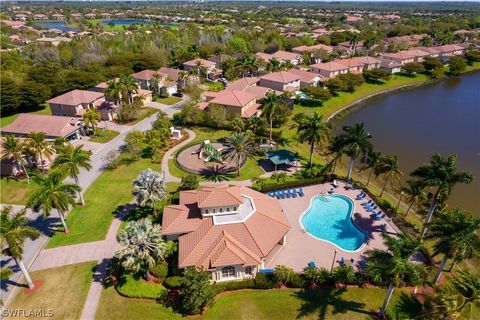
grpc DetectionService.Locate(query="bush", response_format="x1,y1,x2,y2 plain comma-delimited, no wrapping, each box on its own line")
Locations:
286,273,307,288
159,93,169,98
212,279,255,294
149,262,168,280
164,276,183,289
117,274,167,299
254,273,277,289
259,176,329,192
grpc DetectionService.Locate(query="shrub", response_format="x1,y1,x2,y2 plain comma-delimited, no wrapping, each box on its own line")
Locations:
254,273,277,289
332,266,357,284
159,93,169,98
259,176,329,192
149,262,168,280
179,268,214,315
117,274,167,299
211,279,255,294
286,273,307,288
164,276,183,289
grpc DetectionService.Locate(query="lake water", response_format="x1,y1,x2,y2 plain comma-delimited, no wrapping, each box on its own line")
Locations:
101,19,152,26
36,22,80,32
333,72,480,216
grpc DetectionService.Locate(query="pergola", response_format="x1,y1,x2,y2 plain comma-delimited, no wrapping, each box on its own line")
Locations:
265,149,299,172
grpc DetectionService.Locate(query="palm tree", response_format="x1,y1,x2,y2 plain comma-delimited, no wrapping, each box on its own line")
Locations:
245,117,267,140
410,154,473,239
360,150,382,186
105,78,123,105
327,137,344,174
53,145,92,205
402,180,426,217
364,234,424,318
2,136,30,183
236,55,259,77
119,74,138,104
83,109,101,135
301,51,312,66
274,265,295,286
27,132,54,172
296,112,331,168
266,58,283,72
333,123,372,181
427,209,480,285
116,218,168,278
349,33,360,55
132,169,167,215
378,155,403,197
222,132,257,177
262,92,281,145
27,169,79,232
0,206,40,289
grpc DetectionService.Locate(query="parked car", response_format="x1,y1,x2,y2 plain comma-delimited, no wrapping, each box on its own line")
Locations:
172,92,184,98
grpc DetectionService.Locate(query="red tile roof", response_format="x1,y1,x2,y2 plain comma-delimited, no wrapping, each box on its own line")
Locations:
2,114,79,138
210,90,257,107
259,71,300,84
47,90,104,106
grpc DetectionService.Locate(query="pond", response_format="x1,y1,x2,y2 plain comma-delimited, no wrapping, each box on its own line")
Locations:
35,22,79,32
333,71,480,216
101,19,152,26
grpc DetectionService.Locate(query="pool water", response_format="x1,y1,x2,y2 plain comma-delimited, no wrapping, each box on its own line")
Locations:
300,195,367,251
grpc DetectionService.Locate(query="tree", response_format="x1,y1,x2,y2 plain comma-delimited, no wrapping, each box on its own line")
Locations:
302,86,332,101
105,78,123,106
27,132,54,171
401,62,425,76
27,169,79,232
410,154,473,239
0,206,40,289
151,111,171,132
229,117,245,133
274,264,295,285
423,56,443,71
360,150,382,186
362,68,391,82
83,109,101,134
1,136,30,182
124,131,145,156
222,132,257,176
205,105,227,127
364,234,424,318
179,268,214,315
378,155,403,197
179,175,199,191
402,180,426,217
119,74,138,104
333,123,372,181
427,209,480,285
296,112,331,168
324,77,346,93
338,73,365,92
266,58,283,72
448,56,467,76
53,145,92,205
116,219,168,278
465,50,480,63
245,117,267,140
262,92,281,145
132,169,167,215
349,33,360,55
117,101,140,123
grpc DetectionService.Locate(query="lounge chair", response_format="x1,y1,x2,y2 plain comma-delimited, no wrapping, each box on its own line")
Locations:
280,190,286,199
298,188,305,197
308,261,316,269
286,189,291,198
373,214,385,220
361,200,373,206
356,194,366,200
364,203,376,208
292,189,297,198
333,179,339,188
338,257,345,266
367,205,378,212
275,191,281,199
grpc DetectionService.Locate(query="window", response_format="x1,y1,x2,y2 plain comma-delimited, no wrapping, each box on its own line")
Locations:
245,266,252,275
221,266,235,278
212,209,216,213
219,208,223,213
233,207,237,211
226,207,230,212
205,209,209,214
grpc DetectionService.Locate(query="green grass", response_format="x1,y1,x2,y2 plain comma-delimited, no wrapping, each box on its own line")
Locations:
89,129,120,143
203,81,224,92
120,107,158,126
46,154,161,248
96,287,417,320
154,96,182,105
0,106,51,128
0,177,38,205
8,262,96,320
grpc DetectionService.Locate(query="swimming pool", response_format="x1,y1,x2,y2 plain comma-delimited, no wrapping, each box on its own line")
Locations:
300,195,367,251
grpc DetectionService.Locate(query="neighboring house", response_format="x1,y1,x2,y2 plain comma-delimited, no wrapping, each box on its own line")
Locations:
344,56,382,70
2,114,81,140
33,13,48,20
287,68,325,87
380,59,402,74
225,77,279,100
85,13,97,19
91,80,152,107
36,37,71,46
132,69,166,91
203,90,261,118
258,71,301,92
183,58,222,80
255,51,300,66
100,13,112,19
70,13,82,20
159,67,188,88
162,185,290,282
336,58,365,74
51,13,66,20
47,89,105,118
208,54,233,67
14,14,28,21
382,51,416,65
310,61,350,78
404,48,431,62
292,44,334,55
337,40,365,54
415,47,441,58
435,44,465,59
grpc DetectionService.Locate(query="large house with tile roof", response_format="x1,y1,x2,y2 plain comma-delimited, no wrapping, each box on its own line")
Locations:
258,71,301,92
162,185,290,281
201,90,262,118
309,61,350,78
47,89,105,118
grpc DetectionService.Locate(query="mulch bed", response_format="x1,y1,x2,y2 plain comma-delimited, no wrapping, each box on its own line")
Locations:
23,280,43,295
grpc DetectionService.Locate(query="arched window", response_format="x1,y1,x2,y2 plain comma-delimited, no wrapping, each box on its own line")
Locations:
245,266,252,275
219,208,223,213
205,209,209,214
221,266,235,278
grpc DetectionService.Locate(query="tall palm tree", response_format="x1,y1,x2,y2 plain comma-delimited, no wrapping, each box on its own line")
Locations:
236,54,259,77
301,51,312,66
27,132,54,172
296,112,331,168
427,209,480,285
410,154,473,239
2,136,30,183
53,145,92,205
262,92,281,145
222,132,257,177
83,109,101,134
266,58,283,72
105,78,123,105
349,33,360,55
0,206,40,289
132,169,167,215
360,150,382,186
402,180,426,217
116,218,168,279
378,155,403,197
327,137,344,174
119,74,138,104
333,123,372,181
364,234,424,318
245,117,267,140
27,169,79,232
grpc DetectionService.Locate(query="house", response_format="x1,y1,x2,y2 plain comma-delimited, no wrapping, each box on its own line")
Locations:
183,58,222,80
14,14,28,21
132,70,166,91
225,77,280,100
416,47,441,58
33,13,48,21
100,13,112,19
51,14,66,21
351,56,382,70
336,58,365,74
70,13,82,20
286,69,325,87
162,185,290,281
2,114,81,141
204,90,261,118
271,51,300,66
292,44,334,55
404,49,431,62
47,89,105,118
382,51,416,65
91,80,152,108
435,45,465,59
310,61,350,78
337,40,365,54
380,59,402,74
208,54,233,67
1,20,26,29
85,13,97,19
159,67,187,88
36,37,71,46
258,71,301,92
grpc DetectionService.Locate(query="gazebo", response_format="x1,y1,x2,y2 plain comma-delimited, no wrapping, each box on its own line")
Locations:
265,149,299,172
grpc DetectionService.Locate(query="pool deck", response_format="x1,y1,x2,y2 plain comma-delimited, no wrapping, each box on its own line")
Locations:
265,181,399,272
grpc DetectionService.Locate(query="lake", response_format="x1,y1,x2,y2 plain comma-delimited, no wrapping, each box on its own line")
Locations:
333,72,480,216
35,22,79,32
101,19,152,26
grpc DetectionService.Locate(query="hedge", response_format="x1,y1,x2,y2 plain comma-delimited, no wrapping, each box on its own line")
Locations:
211,279,256,294
259,176,328,192
117,274,167,299
254,273,277,289
164,276,182,289
149,262,168,280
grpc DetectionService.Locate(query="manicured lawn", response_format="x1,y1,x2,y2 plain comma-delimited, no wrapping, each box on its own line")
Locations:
0,106,51,128
121,107,158,126
89,129,120,143
96,287,417,320
203,81,224,92
7,262,96,320
154,96,182,105
0,177,38,205
46,154,161,248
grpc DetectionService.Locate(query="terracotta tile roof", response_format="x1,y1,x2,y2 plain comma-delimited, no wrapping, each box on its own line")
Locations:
380,58,402,68
310,61,350,72
259,71,300,84
210,90,257,108
195,101,210,110
336,58,365,68
183,58,216,68
158,67,183,82
404,49,430,58
255,52,273,62
2,114,79,138
272,50,299,61
292,44,334,53
242,103,262,118
131,70,164,81
208,54,233,65
287,69,322,83
197,186,244,208
416,47,441,55
435,44,464,53
383,51,416,60
47,89,104,106
352,56,382,65
226,77,260,90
